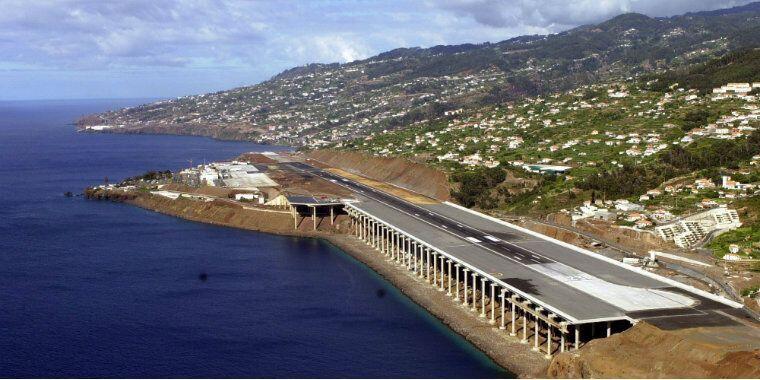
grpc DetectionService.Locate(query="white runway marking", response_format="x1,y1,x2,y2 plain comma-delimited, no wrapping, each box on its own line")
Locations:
528,262,696,311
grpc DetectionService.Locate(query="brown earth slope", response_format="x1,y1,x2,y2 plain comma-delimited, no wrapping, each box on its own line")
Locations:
305,150,450,201
548,322,760,378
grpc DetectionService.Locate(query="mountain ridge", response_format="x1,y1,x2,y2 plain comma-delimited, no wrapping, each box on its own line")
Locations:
78,2,760,146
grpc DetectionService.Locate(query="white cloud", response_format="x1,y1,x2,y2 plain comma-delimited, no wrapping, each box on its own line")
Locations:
433,0,755,31
0,0,753,99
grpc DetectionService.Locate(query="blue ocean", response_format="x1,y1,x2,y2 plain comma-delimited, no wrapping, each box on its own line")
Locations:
0,99,508,378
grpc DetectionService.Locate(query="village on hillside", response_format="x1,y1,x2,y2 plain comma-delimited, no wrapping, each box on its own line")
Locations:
342,80,759,261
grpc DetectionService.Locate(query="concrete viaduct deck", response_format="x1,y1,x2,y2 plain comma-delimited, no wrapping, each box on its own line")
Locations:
285,161,746,357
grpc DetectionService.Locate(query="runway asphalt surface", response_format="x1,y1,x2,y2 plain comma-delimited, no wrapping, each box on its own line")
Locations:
286,161,746,327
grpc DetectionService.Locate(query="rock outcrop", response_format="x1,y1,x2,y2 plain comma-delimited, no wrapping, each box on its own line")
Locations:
547,322,760,378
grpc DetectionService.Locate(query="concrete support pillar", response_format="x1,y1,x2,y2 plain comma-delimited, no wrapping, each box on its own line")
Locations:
312,206,317,230
330,206,334,225
375,222,380,250
417,245,423,277
392,234,399,262
371,221,375,248
400,238,405,265
382,226,396,258
399,236,405,264
463,269,469,307
499,290,506,330
533,317,540,351
575,325,580,350
381,227,386,254
386,228,391,256
510,302,517,336
480,278,487,318
446,260,453,296
366,219,370,245
560,331,566,353
389,230,401,255
394,235,399,261
406,240,411,266
412,241,417,272
401,238,406,268
400,237,405,263
387,229,392,256
438,256,445,291
433,254,438,287
607,321,611,338
426,248,432,283
546,325,553,358
389,230,393,257
521,310,528,344
400,235,404,262
489,283,496,324
374,222,380,250
471,273,478,312
454,264,461,301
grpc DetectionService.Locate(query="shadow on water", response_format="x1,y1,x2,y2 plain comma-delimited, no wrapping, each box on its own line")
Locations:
320,238,515,378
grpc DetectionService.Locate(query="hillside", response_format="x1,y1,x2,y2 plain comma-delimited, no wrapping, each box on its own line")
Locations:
77,2,760,146
647,48,760,94
340,48,759,258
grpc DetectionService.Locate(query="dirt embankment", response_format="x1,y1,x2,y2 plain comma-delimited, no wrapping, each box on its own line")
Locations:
85,188,347,236
543,213,670,253
305,150,451,201
548,322,760,378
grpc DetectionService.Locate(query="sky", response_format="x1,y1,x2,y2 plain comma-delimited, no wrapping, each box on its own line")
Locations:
0,0,753,100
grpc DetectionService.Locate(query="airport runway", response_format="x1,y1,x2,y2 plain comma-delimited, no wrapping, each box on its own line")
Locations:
286,161,746,327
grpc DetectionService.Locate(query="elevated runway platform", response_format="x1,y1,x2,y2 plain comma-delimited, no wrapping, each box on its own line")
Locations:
285,161,749,356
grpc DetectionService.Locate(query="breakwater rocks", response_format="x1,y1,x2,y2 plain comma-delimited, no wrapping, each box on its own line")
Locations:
85,187,138,202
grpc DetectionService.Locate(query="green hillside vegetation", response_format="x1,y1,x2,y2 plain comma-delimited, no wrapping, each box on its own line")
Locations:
342,49,759,215
647,48,760,94
709,196,760,259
